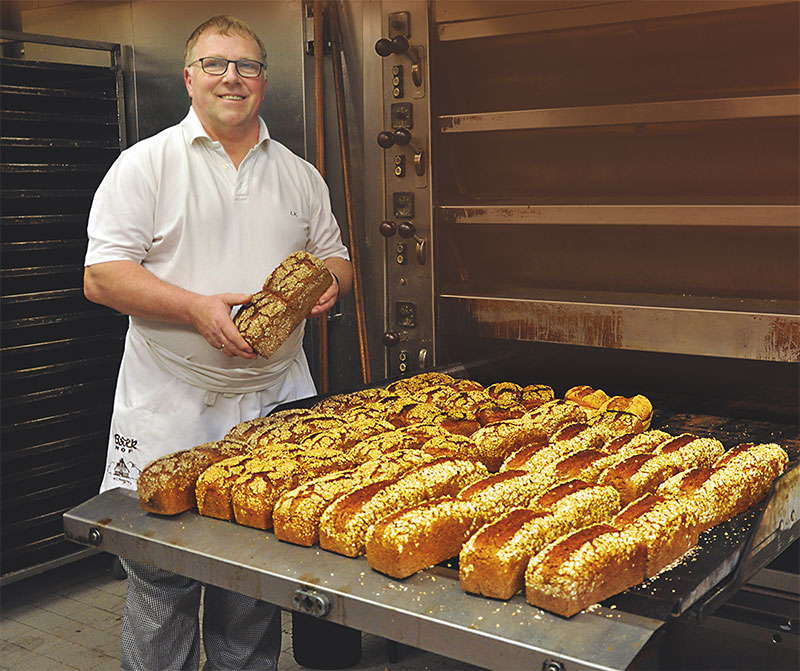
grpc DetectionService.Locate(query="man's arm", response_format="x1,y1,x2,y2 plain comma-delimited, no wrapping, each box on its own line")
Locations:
309,257,353,317
84,260,257,359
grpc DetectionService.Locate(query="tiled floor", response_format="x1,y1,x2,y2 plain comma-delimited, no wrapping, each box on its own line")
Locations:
0,553,480,671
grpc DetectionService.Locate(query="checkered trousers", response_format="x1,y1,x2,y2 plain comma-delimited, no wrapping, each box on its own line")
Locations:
119,558,281,671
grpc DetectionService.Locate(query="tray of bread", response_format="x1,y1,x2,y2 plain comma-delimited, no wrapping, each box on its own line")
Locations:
127,369,797,621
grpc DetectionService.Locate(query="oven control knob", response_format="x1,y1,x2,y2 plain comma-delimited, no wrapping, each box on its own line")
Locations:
374,37,394,57
392,127,412,146
397,221,415,238
377,130,396,149
379,220,397,237
383,331,400,348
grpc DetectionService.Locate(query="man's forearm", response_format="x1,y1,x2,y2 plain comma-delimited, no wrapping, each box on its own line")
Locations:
324,256,353,296
84,260,199,323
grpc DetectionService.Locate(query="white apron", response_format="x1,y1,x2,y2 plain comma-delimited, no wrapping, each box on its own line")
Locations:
99,325,317,493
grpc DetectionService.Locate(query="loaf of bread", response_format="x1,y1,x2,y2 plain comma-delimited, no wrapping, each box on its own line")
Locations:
312,387,392,414
231,447,354,530
273,469,364,545
345,423,449,463
460,480,620,599
654,434,725,469
196,452,272,520
520,384,555,410
612,493,701,577
457,470,552,524
468,418,548,471
500,421,602,475
366,497,476,578
600,395,653,429
273,448,443,546
656,443,789,531
564,385,610,416
598,434,724,506
384,371,459,395
655,467,718,532
233,251,333,359
230,458,301,529
137,439,249,515
319,457,489,556
586,410,644,444
460,509,565,599
525,523,647,617
604,430,672,459
524,400,588,436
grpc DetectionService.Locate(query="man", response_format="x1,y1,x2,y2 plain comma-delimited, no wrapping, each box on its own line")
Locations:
84,15,352,670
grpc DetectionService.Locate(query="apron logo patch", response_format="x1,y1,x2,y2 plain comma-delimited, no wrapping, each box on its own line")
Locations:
114,433,138,452
109,458,141,484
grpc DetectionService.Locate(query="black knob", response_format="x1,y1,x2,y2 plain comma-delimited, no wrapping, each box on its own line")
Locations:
390,35,410,55
383,331,400,348
379,220,397,237
377,130,395,148
397,221,415,239
375,38,393,57
393,128,412,146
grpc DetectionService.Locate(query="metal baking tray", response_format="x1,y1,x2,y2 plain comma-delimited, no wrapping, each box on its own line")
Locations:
63,361,799,670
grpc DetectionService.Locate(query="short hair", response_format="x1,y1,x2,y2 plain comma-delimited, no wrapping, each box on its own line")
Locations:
184,15,267,69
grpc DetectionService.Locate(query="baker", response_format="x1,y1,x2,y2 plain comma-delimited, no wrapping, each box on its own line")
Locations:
83,14,352,671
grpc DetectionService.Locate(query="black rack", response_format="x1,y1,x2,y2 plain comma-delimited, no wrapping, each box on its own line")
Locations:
1,30,128,579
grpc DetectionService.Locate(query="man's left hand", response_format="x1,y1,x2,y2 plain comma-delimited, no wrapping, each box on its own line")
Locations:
309,277,339,317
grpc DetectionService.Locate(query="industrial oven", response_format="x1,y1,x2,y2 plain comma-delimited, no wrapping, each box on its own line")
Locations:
6,0,798,667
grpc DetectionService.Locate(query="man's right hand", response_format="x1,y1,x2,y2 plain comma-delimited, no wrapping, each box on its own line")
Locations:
84,260,258,359
188,293,257,359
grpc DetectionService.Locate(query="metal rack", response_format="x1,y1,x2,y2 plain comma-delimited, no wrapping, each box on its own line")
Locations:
0,30,127,580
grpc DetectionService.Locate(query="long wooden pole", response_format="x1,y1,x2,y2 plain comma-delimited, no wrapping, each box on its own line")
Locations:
330,0,371,383
313,0,330,393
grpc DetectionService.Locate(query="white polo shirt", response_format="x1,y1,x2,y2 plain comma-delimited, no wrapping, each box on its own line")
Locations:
86,108,349,374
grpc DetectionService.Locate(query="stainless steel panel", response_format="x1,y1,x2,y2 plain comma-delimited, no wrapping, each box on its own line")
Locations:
64,488,664,671
438,95,800,133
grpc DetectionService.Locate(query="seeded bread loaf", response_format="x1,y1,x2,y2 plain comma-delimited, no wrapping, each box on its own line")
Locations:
366,497,477,578
233,251,333,359
459,480,620,599
319,457,489,556
612,493,701,577
468,418,548,471
460,509,565,599
137,439,249,515
564,385,610,416
525,523,647,617
273,448,443,546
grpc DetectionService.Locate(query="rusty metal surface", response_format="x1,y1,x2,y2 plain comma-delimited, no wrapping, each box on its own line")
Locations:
437,296,800,362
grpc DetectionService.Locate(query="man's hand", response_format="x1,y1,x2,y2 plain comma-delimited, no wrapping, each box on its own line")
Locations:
84,261,257,359
308,278,339,317
188,293,257,359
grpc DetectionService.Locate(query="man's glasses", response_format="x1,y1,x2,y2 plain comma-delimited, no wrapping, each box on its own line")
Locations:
189,57,265,78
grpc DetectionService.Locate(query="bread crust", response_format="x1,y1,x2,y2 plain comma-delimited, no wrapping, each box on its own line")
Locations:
137,440,248,515
233,251,332,359
612,494,700,577
525,524,647,617
366,497,476,578
319,457,488,556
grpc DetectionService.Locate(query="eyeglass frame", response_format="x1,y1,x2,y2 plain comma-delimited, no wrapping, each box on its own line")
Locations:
187,56,266,78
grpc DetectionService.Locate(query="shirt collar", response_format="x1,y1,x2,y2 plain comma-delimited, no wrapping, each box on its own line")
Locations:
181,107,271,147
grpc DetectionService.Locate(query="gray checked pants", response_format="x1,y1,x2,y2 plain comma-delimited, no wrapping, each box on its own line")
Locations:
119,558,281,671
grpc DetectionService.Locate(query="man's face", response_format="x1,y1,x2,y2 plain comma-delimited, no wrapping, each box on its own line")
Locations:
184,30,267,139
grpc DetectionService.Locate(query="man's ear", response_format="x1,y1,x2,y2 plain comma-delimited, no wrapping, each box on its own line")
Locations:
184,67,193,98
